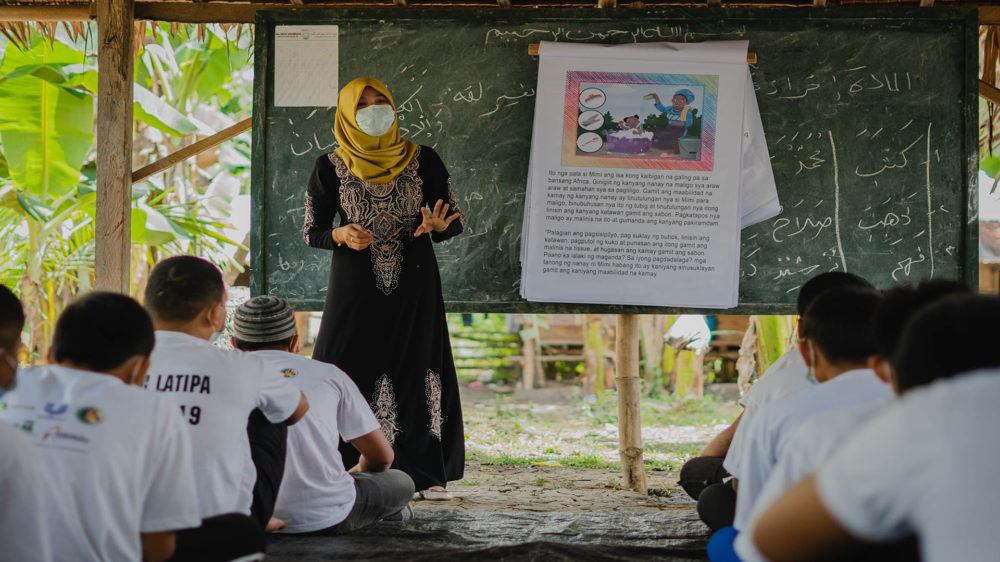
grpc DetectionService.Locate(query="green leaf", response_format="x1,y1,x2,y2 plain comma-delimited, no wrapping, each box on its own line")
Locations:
982,155,1000,179
0,38,94,198
133,84,199,136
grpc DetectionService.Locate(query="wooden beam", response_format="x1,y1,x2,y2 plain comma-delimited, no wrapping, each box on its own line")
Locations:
920,0,934,6
598,0,617,8
615,314,647,495
95,0,135,294
132,118,251,184
289,0,305,5
984,7,1000,25
981,80,1000,107
0,5,92,21
394,0,408,6
813,0,827,7
1,3,993,25
528,43,756,63
497,0,512,7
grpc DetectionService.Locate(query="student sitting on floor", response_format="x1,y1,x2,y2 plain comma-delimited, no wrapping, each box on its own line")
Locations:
232,295,415,534
681,272,874,531
726,279,970,562
144,256,309,551
724,286,889,536
753,294,1000,562
0,284,50,562
0,292,201,562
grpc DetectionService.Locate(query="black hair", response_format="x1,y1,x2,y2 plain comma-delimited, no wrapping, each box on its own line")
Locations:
0,284,24,351
51,292,155,371
796,272,875,316
873,279,972,358
232,336,295,352
800,286,880,366
893,294,1000,393
145,255,225,323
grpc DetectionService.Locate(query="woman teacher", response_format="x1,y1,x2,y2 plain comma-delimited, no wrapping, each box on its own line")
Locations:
303,78,465,498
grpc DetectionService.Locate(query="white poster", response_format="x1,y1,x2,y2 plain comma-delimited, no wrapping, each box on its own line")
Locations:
521,41,757,308
274,25,340,107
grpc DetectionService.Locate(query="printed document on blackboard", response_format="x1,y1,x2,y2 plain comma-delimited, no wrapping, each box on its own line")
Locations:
274,25,340,107
520,41,759,308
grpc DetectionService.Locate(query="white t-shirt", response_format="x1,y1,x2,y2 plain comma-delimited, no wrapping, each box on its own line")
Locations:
0,419,51,562
729,369,891,530
254,351,381,533
817,370,1000,562
0,365,201,561
734,397,890,562
725,349,812,477
147,330,303,518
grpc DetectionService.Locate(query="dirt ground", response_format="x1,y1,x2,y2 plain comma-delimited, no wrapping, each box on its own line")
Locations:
412,383,734,514
415,461,693,514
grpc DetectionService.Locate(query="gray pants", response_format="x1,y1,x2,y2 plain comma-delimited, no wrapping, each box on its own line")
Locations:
316,469,415,534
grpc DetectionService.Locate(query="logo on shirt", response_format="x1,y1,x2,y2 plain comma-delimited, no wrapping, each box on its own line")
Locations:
76,407,103,425
43,402,69,418
281,368,298,378
40,424,90,446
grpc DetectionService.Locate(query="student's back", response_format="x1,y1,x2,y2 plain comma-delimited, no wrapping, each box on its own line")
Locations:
816,370,1000,561
2,365,199,560
252,350,381,533
0,420,51,562
148,332,300,518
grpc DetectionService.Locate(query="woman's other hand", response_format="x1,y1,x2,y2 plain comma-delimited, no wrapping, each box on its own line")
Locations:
414,199,462,237
333,223,374,250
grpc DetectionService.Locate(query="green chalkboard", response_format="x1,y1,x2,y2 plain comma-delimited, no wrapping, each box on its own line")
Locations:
251,8,978,313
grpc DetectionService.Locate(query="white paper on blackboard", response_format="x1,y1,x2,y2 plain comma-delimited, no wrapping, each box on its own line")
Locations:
274,25,340,107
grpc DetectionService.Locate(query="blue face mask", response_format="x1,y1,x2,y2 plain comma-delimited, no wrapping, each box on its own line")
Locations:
355,104,396,137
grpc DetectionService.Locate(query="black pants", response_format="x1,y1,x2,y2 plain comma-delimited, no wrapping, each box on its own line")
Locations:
679,456,736,531
247,408,288,530
678,455,729,500
168,513,265,562
307,470,415,534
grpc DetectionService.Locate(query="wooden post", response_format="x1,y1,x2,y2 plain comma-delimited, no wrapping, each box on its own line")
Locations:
95,0,135,293
616,313,647,494
522,320,537,390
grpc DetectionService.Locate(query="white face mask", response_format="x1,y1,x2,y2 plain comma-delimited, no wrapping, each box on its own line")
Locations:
209,304,225,345
805,340,819,385
355,104,396,137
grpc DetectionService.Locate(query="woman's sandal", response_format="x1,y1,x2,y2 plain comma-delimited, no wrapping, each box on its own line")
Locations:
419,486,453,501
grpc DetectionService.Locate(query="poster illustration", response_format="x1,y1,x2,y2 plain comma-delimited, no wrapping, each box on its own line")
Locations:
565,71,717,171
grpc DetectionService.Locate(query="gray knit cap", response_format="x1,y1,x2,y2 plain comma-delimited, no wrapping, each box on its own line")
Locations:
233,296,297,343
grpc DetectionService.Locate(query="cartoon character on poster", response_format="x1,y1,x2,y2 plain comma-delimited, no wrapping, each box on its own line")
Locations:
563,71,717,171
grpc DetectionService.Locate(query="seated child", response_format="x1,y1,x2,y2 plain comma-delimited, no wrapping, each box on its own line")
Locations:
0,284,50,562
682,272,873,531
0,292,201,562
143,256,309,547
726,286,889,533
232,295,414,534
753,294,1000,562
730,280,970,562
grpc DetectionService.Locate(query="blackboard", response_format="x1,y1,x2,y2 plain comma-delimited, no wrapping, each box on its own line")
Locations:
250,8,978,313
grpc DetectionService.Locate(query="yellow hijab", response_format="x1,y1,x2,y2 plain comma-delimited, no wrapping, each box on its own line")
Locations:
333,77,418,184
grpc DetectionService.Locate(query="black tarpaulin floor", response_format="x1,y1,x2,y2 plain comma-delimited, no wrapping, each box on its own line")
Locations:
266,508,710,561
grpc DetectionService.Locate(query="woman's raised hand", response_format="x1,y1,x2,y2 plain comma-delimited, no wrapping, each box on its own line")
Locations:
333,223,374,250
414,199,461,237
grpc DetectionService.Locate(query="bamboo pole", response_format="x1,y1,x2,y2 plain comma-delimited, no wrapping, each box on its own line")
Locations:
95,0,135,294
615,313,647,494
132,118,251,184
